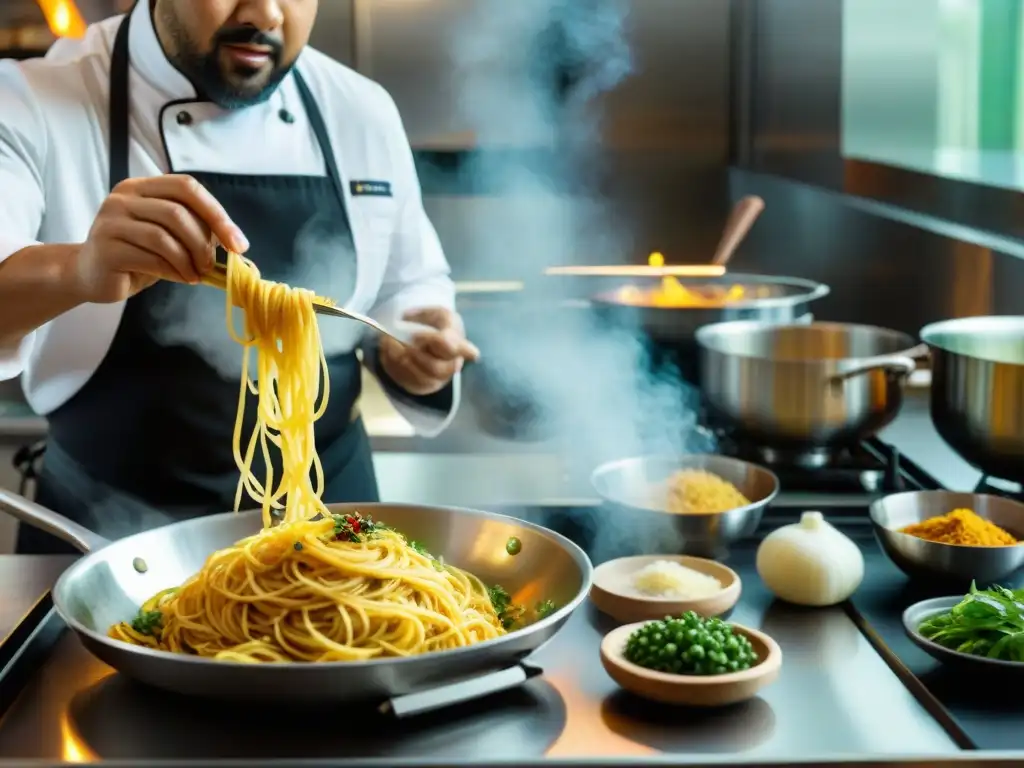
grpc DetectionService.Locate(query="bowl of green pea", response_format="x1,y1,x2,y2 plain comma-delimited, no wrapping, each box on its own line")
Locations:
599,612,782,706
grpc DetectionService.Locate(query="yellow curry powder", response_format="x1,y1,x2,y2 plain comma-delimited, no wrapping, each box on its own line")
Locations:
899,508,1018,546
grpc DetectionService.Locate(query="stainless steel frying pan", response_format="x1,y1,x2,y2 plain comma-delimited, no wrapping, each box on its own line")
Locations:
0,490,592,707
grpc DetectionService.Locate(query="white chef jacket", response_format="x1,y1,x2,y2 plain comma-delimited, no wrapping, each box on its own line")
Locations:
0,0,459,436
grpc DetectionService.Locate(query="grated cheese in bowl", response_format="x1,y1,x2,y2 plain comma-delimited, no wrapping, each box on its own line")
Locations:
631,559,723,599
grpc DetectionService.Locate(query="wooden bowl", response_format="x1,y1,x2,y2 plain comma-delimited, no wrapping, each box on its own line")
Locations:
600,621,782,707
589,555,741,624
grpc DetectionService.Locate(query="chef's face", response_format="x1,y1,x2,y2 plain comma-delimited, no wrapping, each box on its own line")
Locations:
153,0,317,109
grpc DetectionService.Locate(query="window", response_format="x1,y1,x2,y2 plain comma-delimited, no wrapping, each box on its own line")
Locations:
842,0,1024,192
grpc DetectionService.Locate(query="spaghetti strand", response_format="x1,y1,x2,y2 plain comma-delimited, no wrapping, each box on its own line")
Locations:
109,252,505,662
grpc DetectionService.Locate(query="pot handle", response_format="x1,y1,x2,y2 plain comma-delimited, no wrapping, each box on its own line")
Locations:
0,487,109,553
829,353,918,385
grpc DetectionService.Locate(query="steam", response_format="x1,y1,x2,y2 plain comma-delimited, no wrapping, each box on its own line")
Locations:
450,1,711,560
146,213,363,380
139,0,710,561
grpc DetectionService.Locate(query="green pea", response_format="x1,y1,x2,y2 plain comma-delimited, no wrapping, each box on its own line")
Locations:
505,537,522,556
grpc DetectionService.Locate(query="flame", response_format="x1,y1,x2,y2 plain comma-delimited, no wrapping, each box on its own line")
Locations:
61,711,98,763
36,0,87,38
613,253,767,308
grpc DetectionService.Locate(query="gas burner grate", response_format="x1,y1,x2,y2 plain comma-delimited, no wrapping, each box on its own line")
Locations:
713,435,903,493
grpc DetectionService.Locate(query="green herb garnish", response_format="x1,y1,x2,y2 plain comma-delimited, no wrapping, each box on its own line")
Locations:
487,584,526,630
918,582,1024,661
535,599,557,620
488,584,512,615
131,609,163,636
624,612,759,676
409,539,444,571
331,513,385,543
410,540,430,557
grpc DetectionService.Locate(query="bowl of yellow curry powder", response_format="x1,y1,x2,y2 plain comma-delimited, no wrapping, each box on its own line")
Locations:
870,491,1024,583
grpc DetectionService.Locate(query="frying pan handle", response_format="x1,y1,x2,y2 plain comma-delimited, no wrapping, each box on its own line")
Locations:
830,353,918,385
379,662,543,718
0,487,109,553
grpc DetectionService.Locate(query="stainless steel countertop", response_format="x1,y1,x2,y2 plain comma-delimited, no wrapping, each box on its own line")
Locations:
0,557,74,640
0,519,960,763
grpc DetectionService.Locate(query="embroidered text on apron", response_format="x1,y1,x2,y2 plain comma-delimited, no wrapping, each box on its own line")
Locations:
17,12,380,555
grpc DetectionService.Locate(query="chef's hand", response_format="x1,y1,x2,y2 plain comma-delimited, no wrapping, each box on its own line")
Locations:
378,308,481,396
72,175,249,303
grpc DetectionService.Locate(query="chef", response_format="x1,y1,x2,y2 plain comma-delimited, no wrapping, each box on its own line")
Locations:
0,0,478,554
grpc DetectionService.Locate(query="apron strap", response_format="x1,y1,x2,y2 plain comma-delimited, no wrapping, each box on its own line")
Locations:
108,10,132,192
13,440,46,498
292,70,346,207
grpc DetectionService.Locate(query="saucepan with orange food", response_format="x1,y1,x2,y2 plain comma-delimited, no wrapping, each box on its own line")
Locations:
589,260,831,348
550,196,831,383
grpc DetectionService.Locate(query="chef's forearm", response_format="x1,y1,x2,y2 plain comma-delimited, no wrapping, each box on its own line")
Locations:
0,243,83,346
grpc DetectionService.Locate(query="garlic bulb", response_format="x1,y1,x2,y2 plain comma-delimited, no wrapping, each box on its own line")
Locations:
755,511,864,607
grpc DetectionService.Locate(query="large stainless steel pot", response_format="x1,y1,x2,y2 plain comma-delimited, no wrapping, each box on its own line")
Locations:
921,316,1024,481
696,321,919,449
0,491,592,706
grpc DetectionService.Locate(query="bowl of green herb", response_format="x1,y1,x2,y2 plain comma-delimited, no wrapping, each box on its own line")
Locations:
599,612,782,706
905,584,1024,669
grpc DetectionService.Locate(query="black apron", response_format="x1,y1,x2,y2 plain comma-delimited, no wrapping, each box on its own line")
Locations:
16,13,379,555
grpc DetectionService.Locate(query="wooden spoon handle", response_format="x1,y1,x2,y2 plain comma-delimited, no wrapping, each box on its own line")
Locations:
710,196,766,267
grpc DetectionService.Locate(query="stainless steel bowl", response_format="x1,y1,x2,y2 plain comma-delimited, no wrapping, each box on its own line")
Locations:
590,454,779,557
869,491,1024,583
921,316,1024,482
697,321,919,449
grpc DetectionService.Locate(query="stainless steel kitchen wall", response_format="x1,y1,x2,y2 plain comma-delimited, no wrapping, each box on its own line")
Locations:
729,0,1024,335
337,0,733,279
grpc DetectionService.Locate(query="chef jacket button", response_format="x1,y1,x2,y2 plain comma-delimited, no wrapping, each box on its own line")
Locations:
279,108,295,124
176,110,193,126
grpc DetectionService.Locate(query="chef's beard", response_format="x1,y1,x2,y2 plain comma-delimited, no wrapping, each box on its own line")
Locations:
158,9,296,109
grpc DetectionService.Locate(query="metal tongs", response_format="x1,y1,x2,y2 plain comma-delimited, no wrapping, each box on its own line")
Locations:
202,261,414,346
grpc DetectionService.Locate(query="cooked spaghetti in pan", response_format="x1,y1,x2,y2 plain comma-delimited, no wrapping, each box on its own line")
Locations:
108,252,553,663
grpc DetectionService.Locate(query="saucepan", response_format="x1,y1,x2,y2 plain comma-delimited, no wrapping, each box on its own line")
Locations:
696,321,920,449
590,273,831,348
0,489,592,707
920,316,1024,482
